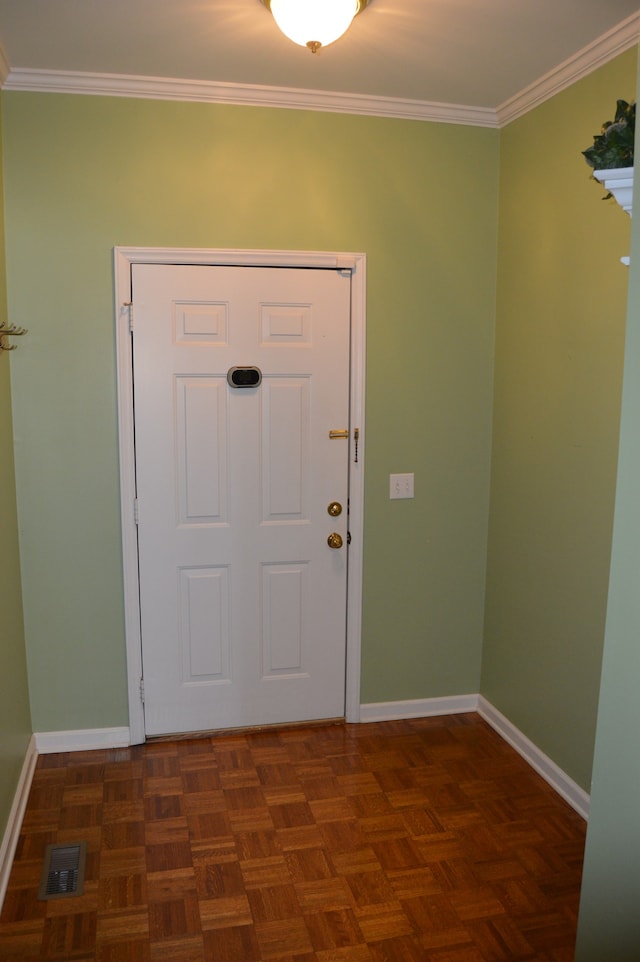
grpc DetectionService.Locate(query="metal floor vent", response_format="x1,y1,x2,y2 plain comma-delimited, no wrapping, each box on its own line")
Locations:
38,842,87,900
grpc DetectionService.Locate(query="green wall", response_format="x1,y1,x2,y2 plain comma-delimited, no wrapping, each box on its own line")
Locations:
482,50,636,790
574,51,640,960
2,93,499,731
0,95,31,841
2,48,634,806
2,40,640,948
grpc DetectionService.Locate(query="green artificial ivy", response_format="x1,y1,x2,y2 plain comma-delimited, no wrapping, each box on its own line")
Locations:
582,99,635,171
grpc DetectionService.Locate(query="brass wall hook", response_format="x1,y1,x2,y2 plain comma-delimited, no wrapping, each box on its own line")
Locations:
0,323,28,351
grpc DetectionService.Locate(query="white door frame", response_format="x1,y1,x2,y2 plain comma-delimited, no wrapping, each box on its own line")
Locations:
114,247,366,744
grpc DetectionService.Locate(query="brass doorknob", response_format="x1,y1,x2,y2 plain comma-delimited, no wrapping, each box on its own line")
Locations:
327,532,343,549
327,502,342,517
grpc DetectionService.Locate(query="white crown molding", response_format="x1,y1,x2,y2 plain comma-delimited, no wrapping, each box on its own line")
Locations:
0,15,636,128
497,10,640,126
1,67,499,127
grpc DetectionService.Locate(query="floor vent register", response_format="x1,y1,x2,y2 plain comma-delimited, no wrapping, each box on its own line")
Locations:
38,842,87,900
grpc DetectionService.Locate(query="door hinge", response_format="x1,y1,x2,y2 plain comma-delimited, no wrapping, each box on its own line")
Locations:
134,499,139,524
124,301,133,333
139,677,145,704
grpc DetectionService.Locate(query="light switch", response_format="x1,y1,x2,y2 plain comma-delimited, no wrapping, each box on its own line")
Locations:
389,473,414,499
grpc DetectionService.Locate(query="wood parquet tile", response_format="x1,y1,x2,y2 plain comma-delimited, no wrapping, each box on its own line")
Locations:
0,714,586,961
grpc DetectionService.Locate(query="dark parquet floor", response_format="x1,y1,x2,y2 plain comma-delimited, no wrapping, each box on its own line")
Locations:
0,713,586,961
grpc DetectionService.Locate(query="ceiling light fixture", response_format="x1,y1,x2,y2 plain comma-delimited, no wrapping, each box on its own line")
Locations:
261,0,369,54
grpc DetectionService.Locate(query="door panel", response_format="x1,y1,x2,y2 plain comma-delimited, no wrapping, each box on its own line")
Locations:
177,377,227,522
180,564,230,679
132,263,351,735
263,378,308,518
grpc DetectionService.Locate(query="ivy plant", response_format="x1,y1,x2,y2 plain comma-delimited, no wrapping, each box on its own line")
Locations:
582,99,635,170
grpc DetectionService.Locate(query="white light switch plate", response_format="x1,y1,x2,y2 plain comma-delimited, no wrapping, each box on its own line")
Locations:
390,473,414,499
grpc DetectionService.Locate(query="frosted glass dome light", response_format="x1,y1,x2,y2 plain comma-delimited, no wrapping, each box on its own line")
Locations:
262,0,368,54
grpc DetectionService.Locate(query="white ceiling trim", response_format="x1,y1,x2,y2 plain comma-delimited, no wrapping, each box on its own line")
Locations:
497,10,640,126
1,11,638,130
1,68,500,128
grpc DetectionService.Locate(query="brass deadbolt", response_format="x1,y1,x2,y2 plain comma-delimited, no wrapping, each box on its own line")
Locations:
328,502,343,517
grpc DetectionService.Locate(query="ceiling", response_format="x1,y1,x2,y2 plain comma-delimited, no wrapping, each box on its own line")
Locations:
0,0,638,114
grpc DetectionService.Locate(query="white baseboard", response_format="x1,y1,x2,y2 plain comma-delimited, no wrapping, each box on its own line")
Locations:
0,735,37,911
0,702,586,914
359,695,589,821
359,694,479,723
477,696,590,820
35,727,131,754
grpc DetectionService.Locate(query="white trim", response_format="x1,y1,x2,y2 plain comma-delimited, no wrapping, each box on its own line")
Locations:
2,12,638,128
34,727,131,755
497,11,640,126
114,247,366,740
477,696,590,820
0,697,590,914
593,166,634,217
0,736,37,912
359,695,480,723
2,68,498,128
344,258,366,724
359,695,589,821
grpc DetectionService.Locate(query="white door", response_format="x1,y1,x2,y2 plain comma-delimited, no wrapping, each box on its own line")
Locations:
132,263,352,735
